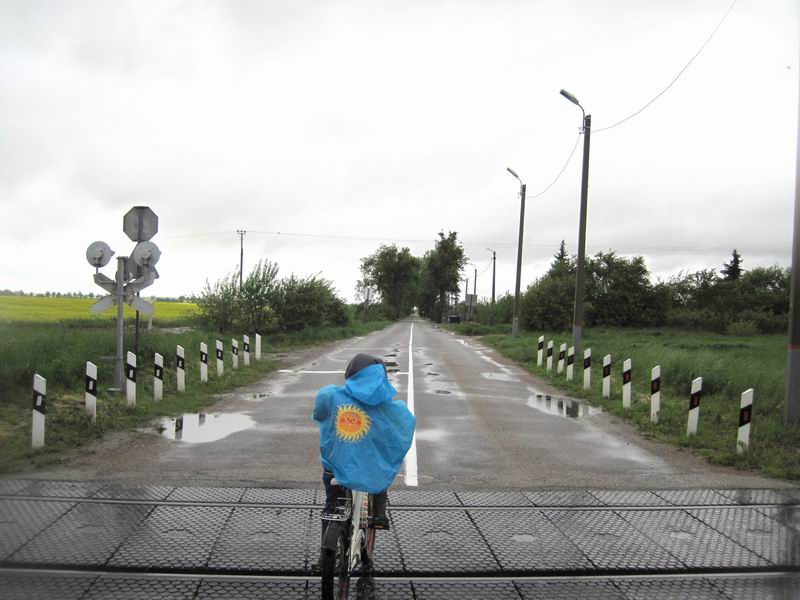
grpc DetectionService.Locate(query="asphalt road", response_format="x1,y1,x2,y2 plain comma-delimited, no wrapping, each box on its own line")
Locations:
34,317,786,490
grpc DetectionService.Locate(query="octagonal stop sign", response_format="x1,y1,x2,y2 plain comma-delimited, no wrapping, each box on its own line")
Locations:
123,206,158,242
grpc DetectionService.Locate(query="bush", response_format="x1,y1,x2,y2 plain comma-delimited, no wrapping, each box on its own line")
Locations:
726,320,759,337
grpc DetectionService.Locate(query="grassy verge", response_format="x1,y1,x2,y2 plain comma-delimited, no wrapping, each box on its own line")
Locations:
453,326,800,480
0,320,391,473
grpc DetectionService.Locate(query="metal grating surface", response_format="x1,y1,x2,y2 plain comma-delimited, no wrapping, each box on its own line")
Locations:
412,580,522,599
0,499,75,559
715,489,794,505
545,509,683,571
392,510,499,573
109,505,232,570
457,491,533,507
240,488,316,505
653,489,736,506
470,510,593,572
18,480,106,498
615,577,729,599
388,490,461,506
618,509,768,569
197,579,313,599
709,574,800,600
370,515,406,574
690,507,800,567
589,490,670,507
0,572,95,600
517,580,627,599
525,490,604,507
83,575,201,599
92,483,174,501
0,480,34,496
208,507,310,573
11,502,152,567
305,578,415,600
164,486,245,503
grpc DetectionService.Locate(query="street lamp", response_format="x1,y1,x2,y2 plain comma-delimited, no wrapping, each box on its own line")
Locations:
507,167,527,337
468,262,478,321
560,88,592,355
486,248,496,305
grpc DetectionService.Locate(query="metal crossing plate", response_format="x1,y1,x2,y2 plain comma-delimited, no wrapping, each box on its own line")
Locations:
165,486,245,503
0,480,34,496
92,483,174,501
653,489,737,506
389,490,461,506
516,580,627,599
544,509,684,571
17,480,106,498
83,575,200,599
457,491,533,507
470,509,594,572
616,509,769,569
413,580,522,599
0,572,95,600
240,488,316,505
10,502,152,567
109,505,233,570
391,510,499,573
0,499,74,559
198,579,318,599
589,490,671,507
709,573,800,599
208,507,311,573
614,577,729,599
524,490,604,507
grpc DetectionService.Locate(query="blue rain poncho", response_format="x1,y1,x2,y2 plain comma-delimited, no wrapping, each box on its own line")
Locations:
312,363,416,493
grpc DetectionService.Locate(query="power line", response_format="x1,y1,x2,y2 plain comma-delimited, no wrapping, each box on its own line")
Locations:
528,133,583,199
594,0,739,133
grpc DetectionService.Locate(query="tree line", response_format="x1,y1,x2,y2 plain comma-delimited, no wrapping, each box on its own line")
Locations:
360,237,789,336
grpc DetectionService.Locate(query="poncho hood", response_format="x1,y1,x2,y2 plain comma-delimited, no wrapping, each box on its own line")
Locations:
344,363,396,406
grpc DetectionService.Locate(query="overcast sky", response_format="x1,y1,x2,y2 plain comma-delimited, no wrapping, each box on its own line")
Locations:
0,0,797,304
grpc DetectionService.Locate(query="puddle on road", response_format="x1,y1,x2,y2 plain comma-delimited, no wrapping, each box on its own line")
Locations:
526,394,599,419
435,390,451,395
415,428,449,442
480,372,519,383
157,412,256,443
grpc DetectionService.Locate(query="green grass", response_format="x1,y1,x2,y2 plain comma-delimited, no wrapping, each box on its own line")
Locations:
467,327,800,480
0,319,391,473
0,295,199,324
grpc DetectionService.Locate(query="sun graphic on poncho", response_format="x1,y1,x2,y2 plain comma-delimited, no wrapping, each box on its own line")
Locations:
335,404,371,442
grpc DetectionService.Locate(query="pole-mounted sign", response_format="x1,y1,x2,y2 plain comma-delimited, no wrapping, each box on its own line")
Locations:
86,206,161,391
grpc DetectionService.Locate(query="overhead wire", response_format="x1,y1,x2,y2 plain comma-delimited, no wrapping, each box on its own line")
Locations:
594,0,739,133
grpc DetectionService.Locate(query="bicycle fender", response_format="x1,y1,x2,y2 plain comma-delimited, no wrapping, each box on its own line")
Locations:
321,522,341,551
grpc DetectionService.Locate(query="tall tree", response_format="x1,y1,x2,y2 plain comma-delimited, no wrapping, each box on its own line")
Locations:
721,249,744,281
360,245,420,319
418,232,467,322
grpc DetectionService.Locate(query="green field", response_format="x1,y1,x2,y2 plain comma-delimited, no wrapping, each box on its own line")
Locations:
0,295,389,473
0,295,199,323
460,326,800,480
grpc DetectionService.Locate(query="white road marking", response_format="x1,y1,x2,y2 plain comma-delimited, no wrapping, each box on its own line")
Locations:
278,370,345,374
404,323,418,487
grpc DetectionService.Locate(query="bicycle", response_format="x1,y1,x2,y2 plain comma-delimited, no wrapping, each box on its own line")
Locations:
319,480,377,600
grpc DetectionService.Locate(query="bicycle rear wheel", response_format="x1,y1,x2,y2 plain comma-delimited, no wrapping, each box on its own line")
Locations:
321,522,351,600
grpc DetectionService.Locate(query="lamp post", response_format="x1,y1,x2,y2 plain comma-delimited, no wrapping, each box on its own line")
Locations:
560,88,592,354
486,248,496,305
507,168,526,337
468,262,477,321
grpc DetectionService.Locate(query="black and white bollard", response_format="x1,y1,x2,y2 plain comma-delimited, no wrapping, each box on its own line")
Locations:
686,377,703,436
650,366,661,423
232,339,239,370
175,415,183,441
85,362,97,422
243,335,250,367
622,359,632,409
153,353,164,401
32,374,46,449
737,389,754,453
216,340,224,377
537,336,544,367
176,345,186,392
557,343,566,374
200,342,208,383
583,349,591,390
126,351,137,407
566,346,575,381
546,340,554,371
602,354,611,398
255,333,262,360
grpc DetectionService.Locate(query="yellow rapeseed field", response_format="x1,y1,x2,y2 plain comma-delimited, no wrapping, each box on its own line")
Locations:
0,295,199,323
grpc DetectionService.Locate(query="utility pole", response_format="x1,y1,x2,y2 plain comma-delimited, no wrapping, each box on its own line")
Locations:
236,230,246,289
472,265,477,322
487,248,496,305
785,74,800,424
464,277,469,322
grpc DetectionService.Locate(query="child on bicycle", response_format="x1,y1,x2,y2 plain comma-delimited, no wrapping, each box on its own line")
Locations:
312,353,416,536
